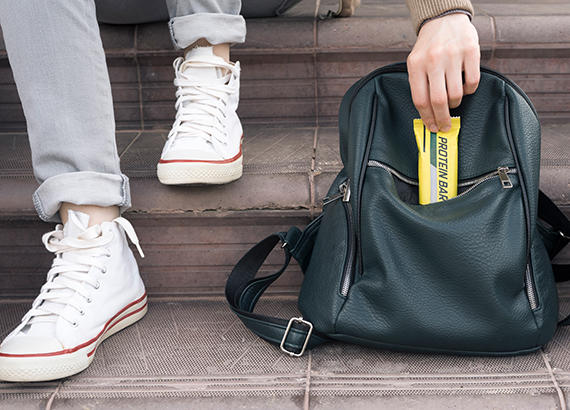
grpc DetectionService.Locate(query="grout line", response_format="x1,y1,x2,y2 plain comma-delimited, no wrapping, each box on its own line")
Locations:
540,349,567,409
313,0,321,130
119,131,142,159
309,0,321,220
134,25,146,131
134,322,151,373
44,381,62,410
309,127,318,218
303,351,313,410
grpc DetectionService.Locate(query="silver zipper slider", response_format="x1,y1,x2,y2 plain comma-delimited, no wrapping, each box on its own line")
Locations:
340,181,351,202
322,180,351,205
498,167,513,189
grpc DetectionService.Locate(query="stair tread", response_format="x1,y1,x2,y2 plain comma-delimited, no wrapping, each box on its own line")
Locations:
0,121,568,217
0,292,568,406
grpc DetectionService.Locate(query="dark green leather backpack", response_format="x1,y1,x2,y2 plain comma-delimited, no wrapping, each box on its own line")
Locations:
226,63,570,356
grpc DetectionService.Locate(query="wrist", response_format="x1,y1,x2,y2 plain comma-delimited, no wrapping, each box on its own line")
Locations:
418,10,472,35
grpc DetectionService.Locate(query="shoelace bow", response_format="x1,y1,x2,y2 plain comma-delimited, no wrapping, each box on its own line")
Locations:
18,215,144,328
166,56,239,154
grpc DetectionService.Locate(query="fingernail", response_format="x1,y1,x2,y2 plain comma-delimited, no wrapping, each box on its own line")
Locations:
429,123,439,133
441,124,451,132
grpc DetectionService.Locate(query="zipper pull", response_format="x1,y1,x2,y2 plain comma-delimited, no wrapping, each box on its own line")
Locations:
322,180,351,205
498,167,513,189
339,181,351,202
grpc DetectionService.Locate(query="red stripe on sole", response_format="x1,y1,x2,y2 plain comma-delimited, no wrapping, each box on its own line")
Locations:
0,293,148,358
158,138,243,165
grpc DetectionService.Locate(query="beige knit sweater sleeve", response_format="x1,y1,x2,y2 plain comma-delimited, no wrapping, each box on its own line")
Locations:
406,0,474,34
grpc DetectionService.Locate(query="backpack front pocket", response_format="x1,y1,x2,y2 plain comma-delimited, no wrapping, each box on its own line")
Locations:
334,165,543,354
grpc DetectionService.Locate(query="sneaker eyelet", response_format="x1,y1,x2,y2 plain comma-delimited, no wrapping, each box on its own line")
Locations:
95,281,101,290
87,298,93,304
101,267,107,274
72,321,79,327
80,310,85,316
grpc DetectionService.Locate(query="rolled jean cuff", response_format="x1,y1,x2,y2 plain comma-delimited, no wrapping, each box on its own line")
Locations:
32,171,131,223
168,13,246,49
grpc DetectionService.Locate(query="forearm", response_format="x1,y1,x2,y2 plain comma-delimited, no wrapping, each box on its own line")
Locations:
406,0,474,33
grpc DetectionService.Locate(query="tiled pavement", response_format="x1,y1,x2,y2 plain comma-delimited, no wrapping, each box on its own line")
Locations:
0,291,569,409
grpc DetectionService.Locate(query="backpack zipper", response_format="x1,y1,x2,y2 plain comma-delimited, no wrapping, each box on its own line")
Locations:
322,181,355,297
367,160,516,199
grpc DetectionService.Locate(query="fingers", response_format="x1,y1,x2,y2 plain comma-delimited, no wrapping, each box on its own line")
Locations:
428,69,451,132
407,13,481,132
408,61,437,132
463,43,481,95
446,60,464,109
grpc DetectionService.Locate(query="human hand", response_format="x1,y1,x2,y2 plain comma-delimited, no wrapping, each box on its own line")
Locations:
407,13,480,132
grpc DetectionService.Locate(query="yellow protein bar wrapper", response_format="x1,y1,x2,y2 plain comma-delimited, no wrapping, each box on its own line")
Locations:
414,117,460,205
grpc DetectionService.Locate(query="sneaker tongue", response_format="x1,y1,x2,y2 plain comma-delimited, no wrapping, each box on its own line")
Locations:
182,47,227,81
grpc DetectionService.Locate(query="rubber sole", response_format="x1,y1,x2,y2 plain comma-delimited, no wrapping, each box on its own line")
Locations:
0,295,148,382
157,155,243,185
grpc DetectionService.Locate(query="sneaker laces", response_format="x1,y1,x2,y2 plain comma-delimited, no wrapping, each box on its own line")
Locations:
166,56,240,155
18,215,144,329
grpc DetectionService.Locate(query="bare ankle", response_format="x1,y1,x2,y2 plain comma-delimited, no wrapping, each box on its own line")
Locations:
60,203,119,227
184,39,230,63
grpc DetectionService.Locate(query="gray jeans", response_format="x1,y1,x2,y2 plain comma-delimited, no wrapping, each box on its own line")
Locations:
0,0,245,222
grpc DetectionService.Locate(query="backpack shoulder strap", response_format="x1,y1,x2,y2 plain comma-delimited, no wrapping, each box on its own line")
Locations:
225,223,329,356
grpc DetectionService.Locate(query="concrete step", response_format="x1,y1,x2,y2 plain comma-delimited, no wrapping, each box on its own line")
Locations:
1,0,570,131
0,122,568,297
0,293,568,409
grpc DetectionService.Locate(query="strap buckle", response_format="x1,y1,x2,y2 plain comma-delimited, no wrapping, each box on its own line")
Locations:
280,316,313,357
560,231,570,240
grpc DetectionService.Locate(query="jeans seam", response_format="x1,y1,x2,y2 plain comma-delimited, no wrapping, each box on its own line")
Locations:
168,19,179,49
32,191,50,222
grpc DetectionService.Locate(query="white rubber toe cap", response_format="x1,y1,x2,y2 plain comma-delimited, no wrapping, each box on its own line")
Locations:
1,335,64,355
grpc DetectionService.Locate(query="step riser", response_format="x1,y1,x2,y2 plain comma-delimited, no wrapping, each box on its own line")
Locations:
1,209,569,298
0,212,307,298
2,53,570,131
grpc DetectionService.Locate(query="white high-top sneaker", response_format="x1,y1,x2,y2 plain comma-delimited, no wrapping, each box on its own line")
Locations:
157,47,243,185
0,210,147,382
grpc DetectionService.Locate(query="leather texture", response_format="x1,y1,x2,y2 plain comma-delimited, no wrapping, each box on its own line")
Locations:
225,63,568,356
301,63,560,354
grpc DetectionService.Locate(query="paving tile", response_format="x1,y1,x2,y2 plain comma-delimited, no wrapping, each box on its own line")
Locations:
0,133,32,175
317,17,416,50
111,84,140,104
0,62,15,85
136,22,173,51
106,56,139,84
311,394,561,409
0,84,19,104
235,18,315,50
0,104,25,132
0,25,4,52
314,125,341,205
476,3,570,16
99,23,135,51
495,15,570,44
